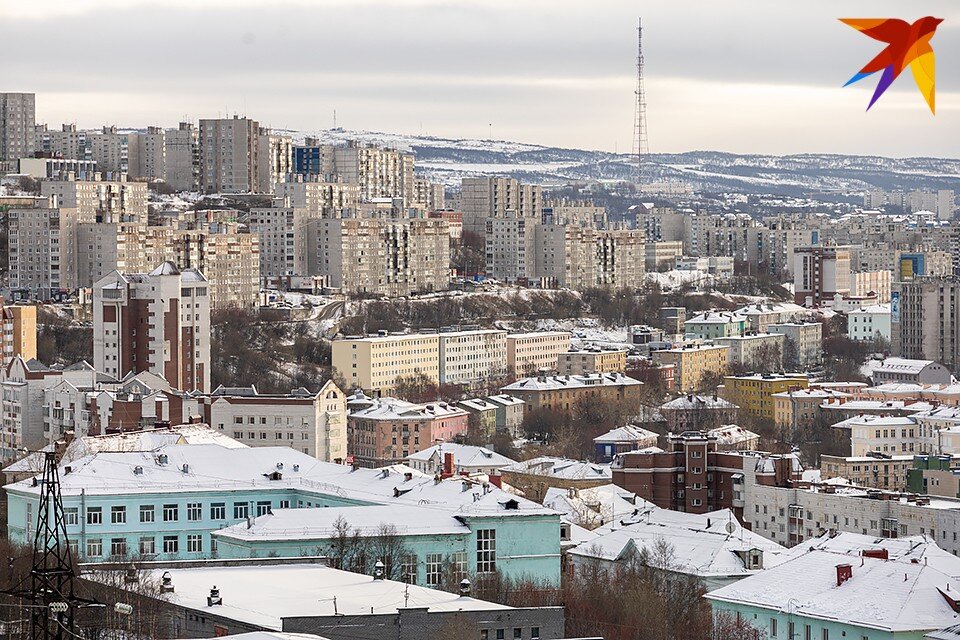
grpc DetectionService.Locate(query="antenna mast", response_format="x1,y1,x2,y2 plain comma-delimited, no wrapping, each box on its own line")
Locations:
632,17,650,185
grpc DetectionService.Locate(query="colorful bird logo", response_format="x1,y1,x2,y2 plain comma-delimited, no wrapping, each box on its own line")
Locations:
841,17,942,114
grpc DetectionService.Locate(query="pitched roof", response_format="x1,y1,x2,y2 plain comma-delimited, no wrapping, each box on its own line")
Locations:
405,443,516,468
593,424,659,444
500,457,611,481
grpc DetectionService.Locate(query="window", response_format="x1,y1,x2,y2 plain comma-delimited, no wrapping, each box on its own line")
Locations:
496,631,505,640
111,506,126,524
477,529,496,573
187,503,202,521
86,539,102,557
426,553,443,586
110,538,127,557
770,618,777,637
279,500,290,509
139,537,155,555
532,628,540,640
187,534,203,553
87,507,102,525
210,503,226,520
256,501,271,516
65,507,79,526
822,630,829,640
401,555,418,583
140,505,155,523
513,629,521,639
234,502,249,519
162,536,179,554
804,625,811,640
163,504,179,522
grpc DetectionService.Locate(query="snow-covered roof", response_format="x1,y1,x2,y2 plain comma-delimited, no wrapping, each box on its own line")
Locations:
212,505,471,542
660,394,739,411
707,424,760,446
771,388,850,399
593,424,659,444
684,311,746,325
875,357,939,375
786,532,960,575
125,564,510,630
404,443,516,469
568,508,786,578
500,457,611,481
502,372,641,392
5,443,554,518
705,546,960,633
848,303,892,315
485,394,524,407
348,397,466,421
543,484,656,529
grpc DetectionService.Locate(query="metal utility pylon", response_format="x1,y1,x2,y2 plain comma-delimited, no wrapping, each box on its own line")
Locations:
632,17,649,186
30,450,78,640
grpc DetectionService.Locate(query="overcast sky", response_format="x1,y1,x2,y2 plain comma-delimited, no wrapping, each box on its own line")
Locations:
4,0,960,156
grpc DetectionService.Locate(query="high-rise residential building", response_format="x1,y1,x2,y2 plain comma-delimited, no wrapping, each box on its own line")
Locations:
683,213,759,259
164,122,199,191
412,178,445,211
328,141,415,207
248,200,311,279
33,123,90,162
543,199,607,228
130,126,166,180
305,218,449,296
461,177,542,237
892,276,960,371
0,92,36,161
505,331,571,375
534,224,645,290
86,125,134,175
93,262,211,392
486,212,536,283
198,116,262,194
8,205,80,300
793,245,852,306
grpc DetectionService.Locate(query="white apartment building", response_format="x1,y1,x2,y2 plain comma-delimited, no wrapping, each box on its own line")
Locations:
327,142,415,207
7,205,78,299
461,177,542,237
248,202,311,278
506,331,571,375
0,357,63,460
274,179,360,217
0,92,36,161
164,122,199,191
848,303,891,342
768,322,823,369
486,213,536,282
715,333,786,369
93,262,211,392
438,330,507,386
847,414,918,456
205,380,347,461
40,178,148,222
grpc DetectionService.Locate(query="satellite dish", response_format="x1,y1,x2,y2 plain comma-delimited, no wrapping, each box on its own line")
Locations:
725,520,736,534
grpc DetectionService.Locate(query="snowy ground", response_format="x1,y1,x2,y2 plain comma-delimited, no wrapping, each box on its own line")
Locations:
535,318,629,344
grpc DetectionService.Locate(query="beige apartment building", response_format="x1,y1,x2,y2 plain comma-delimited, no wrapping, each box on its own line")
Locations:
715,333,785,369
306,217,449,296
327,142,415,207
412,178,445,212
1,305,37,365
534,224,645,289
558,347,629,375
820,454,915,490
76,221,150,287
248,202,312,278
543,199,607,227
93,262,211,392
257,130,293,194
486,213,537,282
33,124,89,163
793,245,852,306
645,240,684,271
652,344,730,392
892,277,960,370
461,176,542,237
86,125,135,175
204,380,347,461
165,223,260,309
506,331,571,375
0,92,35,161
767,322,823,369
8,205,79,299
199,116,262,193
333,333,441,394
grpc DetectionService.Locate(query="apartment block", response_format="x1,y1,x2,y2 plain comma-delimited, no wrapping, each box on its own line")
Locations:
683,213,759,258
893,277,960,370
848,304,891,342
333,333,441,394
198,116,262,193
164,122,199,191
501,372,643,414
505,331,571,375
33,123,89,162
486,213,536,282
851,269,892,303
0,93,35,162
438,329,507,386
347,394,469,467
93,262,211,392
7,206,79,299
461,177,542,237
543,199,607,227
0,305,36,365
652,344,729,393
306,218,449,296
719,374,809,419
41,177,148,222
558,346,629,375
715,333,785,369
793,245,852,306
204,380,347,461
248,202,311,278
767,322,823,369
645,240,684,271
412,177,445,211
275,178,360,217
329,141,415,207
0,357,64,458
17,157,97,179
86,126,136,175
257,130,293,194
534,224,645,289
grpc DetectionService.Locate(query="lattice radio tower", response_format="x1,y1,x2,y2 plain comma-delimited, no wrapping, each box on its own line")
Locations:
632,17,649,185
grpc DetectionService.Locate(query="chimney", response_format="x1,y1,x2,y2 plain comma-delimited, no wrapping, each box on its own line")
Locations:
459,579,472,597
862,549,888,560
443,452,455,478
373,560,385,580
404,472,413,482
207,586,222,606
160,571,175,593
836,563,853,586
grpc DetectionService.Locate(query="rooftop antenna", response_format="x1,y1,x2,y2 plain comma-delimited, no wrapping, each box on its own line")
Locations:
333,109,337,129
632,17,650,185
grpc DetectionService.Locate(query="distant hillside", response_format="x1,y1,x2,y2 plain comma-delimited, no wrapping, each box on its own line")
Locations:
278,127,960,196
